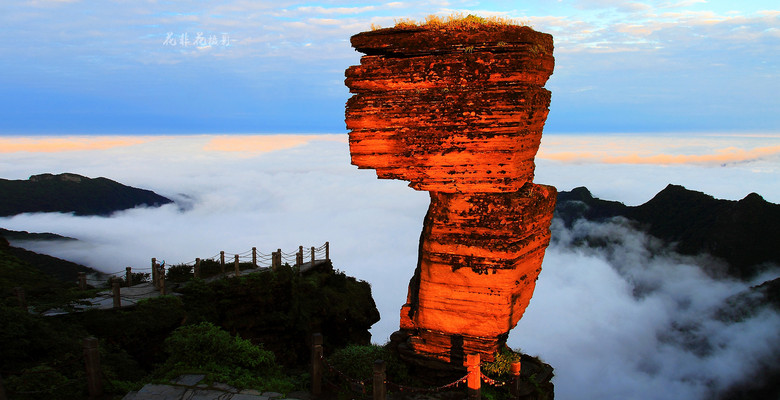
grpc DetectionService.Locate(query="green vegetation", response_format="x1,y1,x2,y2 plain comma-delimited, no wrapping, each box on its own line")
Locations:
1,236,379,398
164,263,194,283
479,349,553,400
153,322,298,393
327,343,414,392
0,234,93,283
164,259,258,283
177,263,380,365
0,237,97,312
482,347,523,379
0,296,303,398
0,232,555,399
323,344,554,400
106,272,150,287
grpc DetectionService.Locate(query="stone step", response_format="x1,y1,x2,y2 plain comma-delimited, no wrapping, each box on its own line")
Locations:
121,375,309,400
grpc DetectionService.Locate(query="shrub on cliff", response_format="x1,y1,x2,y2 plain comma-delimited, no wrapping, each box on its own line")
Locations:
71,295,187,368
327,343,414,393
0,303,84,374
0,303,148,398
177,262,380,366
155,321,297,393
162,322,274,369
165,263,194,283
482,347,522,379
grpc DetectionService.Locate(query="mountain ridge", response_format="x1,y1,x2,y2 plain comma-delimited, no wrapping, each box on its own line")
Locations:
0,172,172,217
556,184,780,279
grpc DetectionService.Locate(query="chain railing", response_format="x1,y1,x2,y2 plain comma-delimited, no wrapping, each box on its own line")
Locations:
163,241,330,274
12,242,332,314
310,333,524,400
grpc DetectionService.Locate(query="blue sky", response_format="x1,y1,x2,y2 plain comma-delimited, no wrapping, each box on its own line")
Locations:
0,0,777,135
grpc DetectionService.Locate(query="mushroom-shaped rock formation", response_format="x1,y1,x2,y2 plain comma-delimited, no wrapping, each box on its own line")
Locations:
345,22,557,367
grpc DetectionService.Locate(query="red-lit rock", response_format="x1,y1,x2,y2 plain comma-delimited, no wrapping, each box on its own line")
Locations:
399,184,557,361
345,24,556,366
346,26,554,193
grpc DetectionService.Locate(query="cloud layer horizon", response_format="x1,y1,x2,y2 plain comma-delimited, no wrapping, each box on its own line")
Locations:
1,133,779,400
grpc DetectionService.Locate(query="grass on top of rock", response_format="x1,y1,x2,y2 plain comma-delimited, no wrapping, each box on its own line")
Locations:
375,13,527,31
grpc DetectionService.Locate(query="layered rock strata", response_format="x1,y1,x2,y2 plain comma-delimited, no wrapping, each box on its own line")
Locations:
345,24,556,366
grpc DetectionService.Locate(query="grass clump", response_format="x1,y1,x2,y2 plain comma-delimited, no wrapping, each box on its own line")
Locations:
386,13,526,30
482,347,523,379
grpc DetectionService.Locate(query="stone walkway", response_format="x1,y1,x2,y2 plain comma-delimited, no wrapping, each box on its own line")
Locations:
122,375,310,400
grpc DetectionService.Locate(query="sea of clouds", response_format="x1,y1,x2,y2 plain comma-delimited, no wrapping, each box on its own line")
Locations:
1,133,779,400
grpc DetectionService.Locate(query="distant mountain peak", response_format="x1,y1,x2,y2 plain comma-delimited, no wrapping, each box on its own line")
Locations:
0,173,173,217
648,183,715,203
29,173,87,183
741,192,766,204
567,186,594,200
556,184,780,279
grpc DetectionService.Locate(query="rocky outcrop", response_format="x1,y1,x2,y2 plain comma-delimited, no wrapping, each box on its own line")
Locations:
346,26,554,194
345,23,557,367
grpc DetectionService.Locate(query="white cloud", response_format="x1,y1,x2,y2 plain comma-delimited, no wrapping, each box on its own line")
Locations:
658,0,707,9
511,217,780,399
1,133,778,399
525,4,780,58
24,0,80,6
535,133,780,205
295,5,377,15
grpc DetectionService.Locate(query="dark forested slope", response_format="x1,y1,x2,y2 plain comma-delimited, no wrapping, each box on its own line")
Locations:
555,184,780,279
0,173,172,216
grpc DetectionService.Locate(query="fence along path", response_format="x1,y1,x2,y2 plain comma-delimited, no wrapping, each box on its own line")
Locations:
60,242,330,312
309,334,541,400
